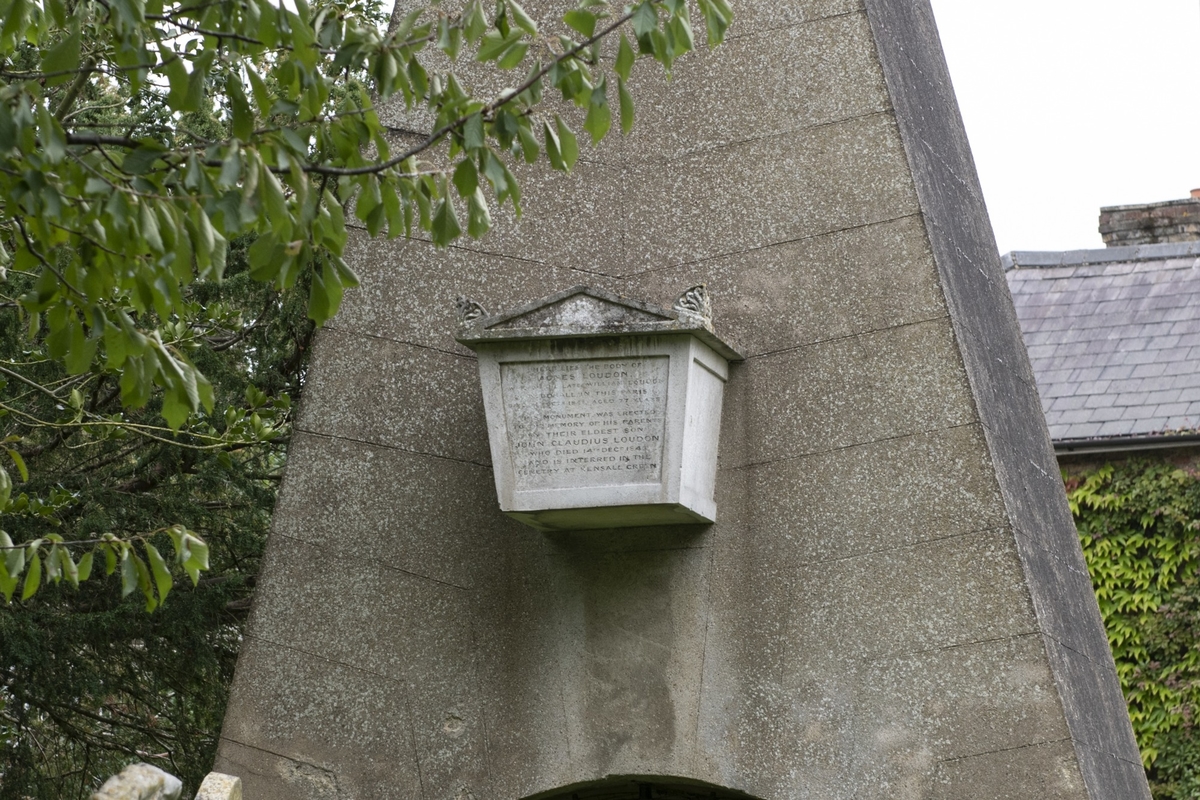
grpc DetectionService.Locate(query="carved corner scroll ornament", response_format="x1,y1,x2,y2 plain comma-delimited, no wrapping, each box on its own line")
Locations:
673,284,712,324
456,296,487,327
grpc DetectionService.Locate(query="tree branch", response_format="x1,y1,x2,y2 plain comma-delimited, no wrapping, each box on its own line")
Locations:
54,58,97,121
302,7,638,177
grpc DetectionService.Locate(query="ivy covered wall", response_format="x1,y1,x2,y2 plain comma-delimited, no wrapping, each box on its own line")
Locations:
1067,455,1200,799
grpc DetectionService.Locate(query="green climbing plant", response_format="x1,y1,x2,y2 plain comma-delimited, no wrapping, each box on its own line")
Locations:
1068,458,1200,798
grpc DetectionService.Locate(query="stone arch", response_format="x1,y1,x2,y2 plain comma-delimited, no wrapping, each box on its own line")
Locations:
521,775,765,800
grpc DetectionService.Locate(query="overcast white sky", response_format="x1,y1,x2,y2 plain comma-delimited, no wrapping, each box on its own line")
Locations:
927,0,1200,255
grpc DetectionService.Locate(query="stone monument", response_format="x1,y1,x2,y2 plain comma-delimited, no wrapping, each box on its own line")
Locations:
214,0,1151,797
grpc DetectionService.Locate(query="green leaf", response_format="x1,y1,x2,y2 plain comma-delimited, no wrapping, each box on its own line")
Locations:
45,545,61,583
58,546,78,588
453,158,479,197
37,104,66,163
5,449,26,483
167,525,185,559
138,200,164,253
77,550,93,582
507,0,538,35
183,535,208,585
481,151,519,208
1,0,30,48
618,77,634,134
698,0,732,46
563,9,596,38
122,144,165,175
0,465,10,510
64,320,98,375
229,75,255,141
246,66,273,116
517,121,539,162
543,120,564,170
464,1,488,42
46,0,68,27
307,258,342,325
667,6,695,55
161,383,192,431
165,56,193,112
463,113,485,151
145,543,172,605
477,29,524,63
131,552,156,611
631,1,658,38
615,33,635,81
120,548,137,597
468,186,491,238
430,196,462,246
407,57,429,101
21,553,40,601
41,22,81,86
248,231,283,281
0,558,17,603
259,168,289,228
437,15,462,59
2,531,23,580
556,116,579,170
496,41,528,70
584,79,611,144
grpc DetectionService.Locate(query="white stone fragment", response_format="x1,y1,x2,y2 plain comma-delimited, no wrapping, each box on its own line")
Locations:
90,763,182,800
196,772,244,800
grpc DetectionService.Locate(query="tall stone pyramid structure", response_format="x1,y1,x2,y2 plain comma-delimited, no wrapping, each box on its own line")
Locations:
214,0,1151,797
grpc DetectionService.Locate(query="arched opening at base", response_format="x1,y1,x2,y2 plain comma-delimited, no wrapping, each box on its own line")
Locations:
522,775,765,800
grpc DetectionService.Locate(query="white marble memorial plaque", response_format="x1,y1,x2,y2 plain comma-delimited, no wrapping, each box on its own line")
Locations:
501,356,669,492
458,285,742,529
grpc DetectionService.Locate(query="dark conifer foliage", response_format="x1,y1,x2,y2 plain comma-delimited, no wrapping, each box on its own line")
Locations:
0,244,309,796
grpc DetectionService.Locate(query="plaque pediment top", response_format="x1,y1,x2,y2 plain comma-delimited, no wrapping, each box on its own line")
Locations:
456,285,743,361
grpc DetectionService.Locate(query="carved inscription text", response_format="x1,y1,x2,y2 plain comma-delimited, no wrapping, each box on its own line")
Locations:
500,356,669,492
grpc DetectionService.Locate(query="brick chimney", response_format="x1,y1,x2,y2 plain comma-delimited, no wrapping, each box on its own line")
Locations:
1099,192,1200,247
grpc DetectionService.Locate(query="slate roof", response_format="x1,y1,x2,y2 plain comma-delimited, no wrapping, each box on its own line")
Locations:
1004,241,1200,445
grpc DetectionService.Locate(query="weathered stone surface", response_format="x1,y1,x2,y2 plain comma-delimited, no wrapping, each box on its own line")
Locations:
298,327,490,463
621,10,890,160
737,423,1008,564
327,234,581,354
218,0,1147,797
219,634,424,799
927,740,1086,800
619,113,919,275
864,0,1146,793
439,156,627,274
723,317,976,468
196,773,242,800
270,433,508,588
624,214,946,358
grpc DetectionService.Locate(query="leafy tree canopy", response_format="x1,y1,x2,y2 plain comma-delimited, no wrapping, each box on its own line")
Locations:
0,0,733,603
0,0,731,792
